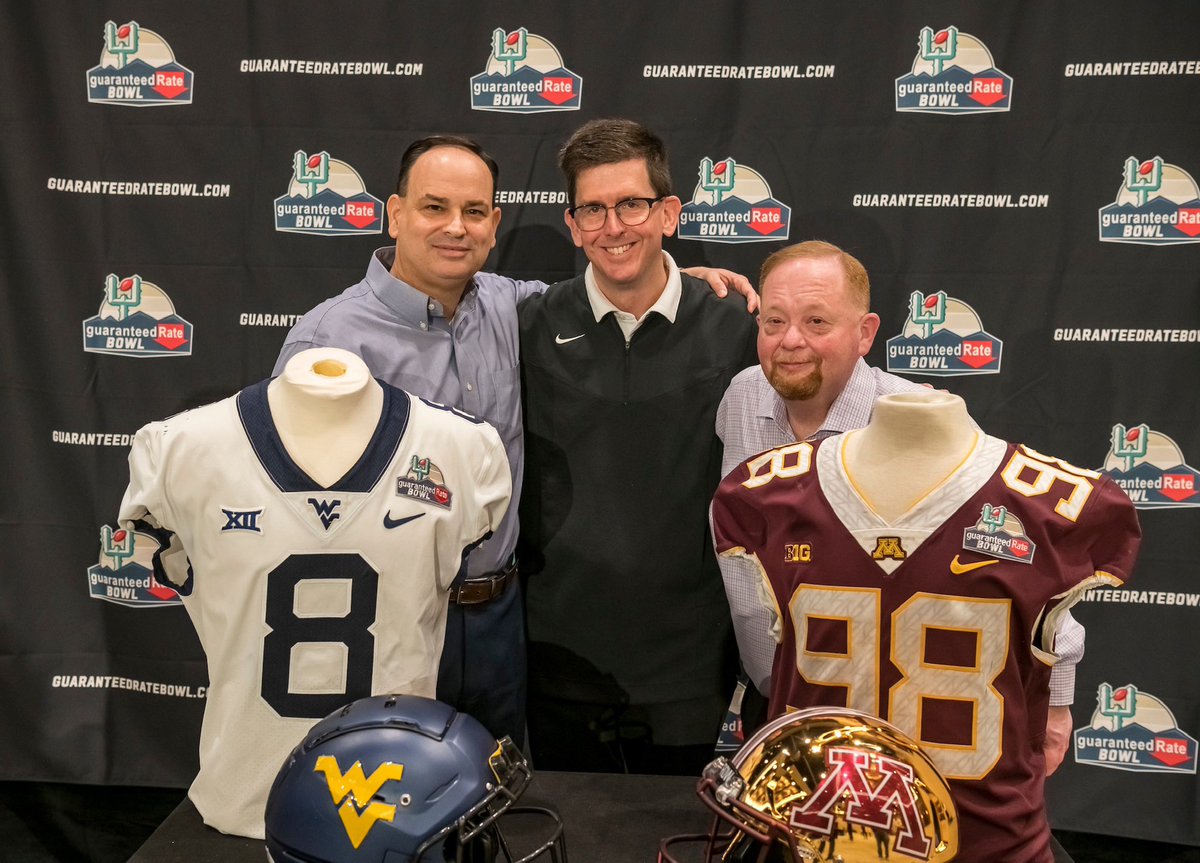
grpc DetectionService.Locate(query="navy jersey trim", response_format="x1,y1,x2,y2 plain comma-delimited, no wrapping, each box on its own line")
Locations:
236,378,411,493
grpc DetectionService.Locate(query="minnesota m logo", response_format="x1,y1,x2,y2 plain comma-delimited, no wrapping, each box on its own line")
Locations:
871,536,907,560
314,756,405,848
790,747,932,858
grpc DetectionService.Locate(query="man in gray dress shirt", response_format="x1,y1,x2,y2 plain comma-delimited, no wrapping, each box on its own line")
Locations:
276,134,753,746
715,239,1082,774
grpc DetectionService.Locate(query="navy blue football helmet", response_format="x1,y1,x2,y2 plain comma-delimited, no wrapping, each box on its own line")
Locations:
265,695,566,863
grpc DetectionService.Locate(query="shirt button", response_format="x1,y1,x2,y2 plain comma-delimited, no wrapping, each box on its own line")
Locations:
465,383,474,392
428,302,435,311
419,322,428,331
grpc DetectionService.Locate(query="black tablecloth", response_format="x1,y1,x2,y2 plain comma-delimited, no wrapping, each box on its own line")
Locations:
129,770,1074,863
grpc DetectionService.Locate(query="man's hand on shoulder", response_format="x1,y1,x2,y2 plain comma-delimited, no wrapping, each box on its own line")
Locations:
681,266,760,313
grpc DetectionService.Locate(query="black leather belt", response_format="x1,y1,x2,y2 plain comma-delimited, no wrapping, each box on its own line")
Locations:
449,560,518,605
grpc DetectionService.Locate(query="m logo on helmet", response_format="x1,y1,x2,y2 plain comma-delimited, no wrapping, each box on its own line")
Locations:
789,747,932,859
314,755,405,848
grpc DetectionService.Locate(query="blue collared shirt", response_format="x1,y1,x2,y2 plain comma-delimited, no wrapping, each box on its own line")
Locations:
275,247,547,575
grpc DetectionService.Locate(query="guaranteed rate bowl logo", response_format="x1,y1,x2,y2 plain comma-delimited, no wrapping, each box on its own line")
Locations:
1098,156,1200,245
274,150,383,236
87,525,181,608
895,26,1012,114
86,20,193,106
677,158,791,243
470,27,582,113
885,291,1002,376
1075,683,1197,774
962,504,1035,564
1101,424,1199,509
82,274,193,358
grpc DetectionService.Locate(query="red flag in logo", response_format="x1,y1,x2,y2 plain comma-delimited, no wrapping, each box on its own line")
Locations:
970,77,1005,107
749,208,784,235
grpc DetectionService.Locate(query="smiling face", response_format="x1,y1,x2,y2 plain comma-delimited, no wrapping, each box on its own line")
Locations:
564,158,680,300
757,255,879,404
385,146,501,297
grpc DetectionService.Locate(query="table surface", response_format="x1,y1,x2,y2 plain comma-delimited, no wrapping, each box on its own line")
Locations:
129,770,711,863
129,770,1075,863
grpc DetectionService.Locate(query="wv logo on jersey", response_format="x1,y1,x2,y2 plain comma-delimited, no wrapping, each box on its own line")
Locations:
87,525,181,608
789,748,933,859
313,756,405,848
677,158,791,243
470,27,582,113
886,291,1002,376
962,503,1036,564
308,498,343,530
1100,423,1199,509
86,21,193,106
82,274,193,358
1097,156,1200,245
1074,683,1197,774
895,26,1012,114
274,150,383,236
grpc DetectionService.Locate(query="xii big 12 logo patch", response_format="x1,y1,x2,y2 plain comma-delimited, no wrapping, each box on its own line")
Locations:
86,20,193,106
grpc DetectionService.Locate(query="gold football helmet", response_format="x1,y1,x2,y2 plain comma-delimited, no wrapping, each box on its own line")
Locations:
661,707,958,862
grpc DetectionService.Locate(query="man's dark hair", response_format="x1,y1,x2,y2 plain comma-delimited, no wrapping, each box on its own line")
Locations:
395,135,500,201
558,119,672,204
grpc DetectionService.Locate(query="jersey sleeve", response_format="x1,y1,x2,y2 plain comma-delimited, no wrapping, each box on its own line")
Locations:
1036,470,1141,655
444,422,512,591
1081,474,1142,588
711,461,768,560
117,421,193,591
118,421,174,534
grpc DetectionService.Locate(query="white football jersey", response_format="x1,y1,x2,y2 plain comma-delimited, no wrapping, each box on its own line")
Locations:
118,380,510,838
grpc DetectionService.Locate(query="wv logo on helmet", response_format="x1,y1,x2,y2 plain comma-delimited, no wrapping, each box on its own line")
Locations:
314,756,406,848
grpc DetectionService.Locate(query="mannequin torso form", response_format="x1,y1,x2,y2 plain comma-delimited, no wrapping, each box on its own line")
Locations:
841,390,979,523
267,347,384,488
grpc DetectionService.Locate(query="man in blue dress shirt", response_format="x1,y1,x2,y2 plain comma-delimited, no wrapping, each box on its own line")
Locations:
276,135,751,745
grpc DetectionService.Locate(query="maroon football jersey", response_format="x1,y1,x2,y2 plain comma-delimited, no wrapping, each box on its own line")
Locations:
712,434,1141,863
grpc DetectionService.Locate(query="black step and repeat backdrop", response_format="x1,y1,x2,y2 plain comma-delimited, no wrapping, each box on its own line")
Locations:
2,1,1197,846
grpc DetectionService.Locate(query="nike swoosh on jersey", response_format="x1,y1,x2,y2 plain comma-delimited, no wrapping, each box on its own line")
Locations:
950,555,1000,574
555,333,585,345
383,512,426,530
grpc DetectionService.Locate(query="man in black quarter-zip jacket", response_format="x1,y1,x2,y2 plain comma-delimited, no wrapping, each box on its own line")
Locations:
518,119,757,775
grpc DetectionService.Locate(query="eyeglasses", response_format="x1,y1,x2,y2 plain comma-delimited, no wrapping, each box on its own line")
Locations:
567,197,664,231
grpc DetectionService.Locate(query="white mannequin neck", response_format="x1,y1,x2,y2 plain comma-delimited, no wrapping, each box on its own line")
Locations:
267,348,384,488
842,391,978,522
